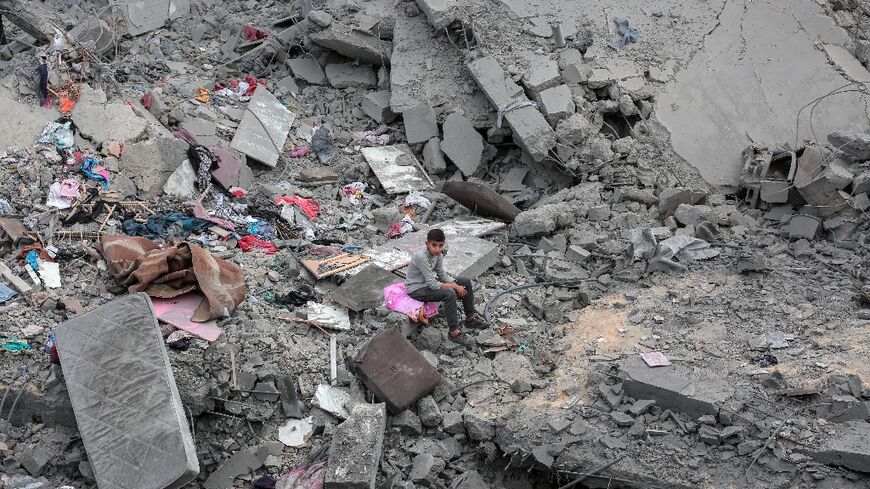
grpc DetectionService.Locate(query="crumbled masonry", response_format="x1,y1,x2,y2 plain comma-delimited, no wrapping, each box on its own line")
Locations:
0,1,869,489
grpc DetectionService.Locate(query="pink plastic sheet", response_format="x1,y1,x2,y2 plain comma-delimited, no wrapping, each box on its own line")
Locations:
151,293,223,342
383,282,439,319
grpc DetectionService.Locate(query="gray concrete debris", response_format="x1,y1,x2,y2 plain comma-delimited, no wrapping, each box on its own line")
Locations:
786,214,821,240
824,44,870,82
523,57,561,97
325,63,377,89
56,293,199,489
332,265,397,311
162,159,198,199
361,144,433,194
72,84,149,146
441,113,484,176
417,396,443,427
274,75,300,96
402,104,439,144
807,421,870,473
299,166,339,183
310,23,392,66
230,87,295,167
512,202,575,236
361,90,397,123
828,130,870,160
204,442,283,489
325,403,387,489
288,58,327,85
673,203,715,226
619,355,734,419
415,0,459,29
450,470,489,489
392,410,423,435
181,118,219,147
659,188,707,218
555,112,600,146
112,0,191,36
422,138,447,174
537,84,574,125
119,137,189,198
466,56,556,162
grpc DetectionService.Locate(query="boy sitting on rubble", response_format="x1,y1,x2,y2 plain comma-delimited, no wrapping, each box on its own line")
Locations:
405,229,487,347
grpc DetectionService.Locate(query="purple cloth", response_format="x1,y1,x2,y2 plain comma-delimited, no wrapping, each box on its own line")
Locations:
383,282,438,318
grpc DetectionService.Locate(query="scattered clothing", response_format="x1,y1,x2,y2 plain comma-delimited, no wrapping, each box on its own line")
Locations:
189,201,236,231
46,181,78,209
123,212,211,239
354,131,390,146
610,17,639,50
311,126,337,164
238,235,278,254
404,193,431,209
37,62,50,107
751,353,779,368
386,215,414,238
188,144,215,192
38,120,75,151
341,182,367,206
290,145,310,158
98,235,246,321
74,152,110,190
242,25,268,41
247,219,276,240
274,196,321,220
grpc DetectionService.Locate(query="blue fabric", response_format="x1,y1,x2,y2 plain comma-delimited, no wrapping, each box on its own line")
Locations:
25,250,39,272
123,212,211,239
80,156,110,190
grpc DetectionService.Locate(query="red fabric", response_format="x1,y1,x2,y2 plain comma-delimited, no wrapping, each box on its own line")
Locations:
274,196,321,220
290,145,309,158
141,92,153,110
242,25,267,41
238,235,277,254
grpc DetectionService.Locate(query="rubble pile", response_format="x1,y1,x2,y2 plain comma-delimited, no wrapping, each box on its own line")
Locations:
0,1,869,489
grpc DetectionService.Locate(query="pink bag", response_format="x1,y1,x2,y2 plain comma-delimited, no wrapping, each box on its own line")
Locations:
383,282,439,320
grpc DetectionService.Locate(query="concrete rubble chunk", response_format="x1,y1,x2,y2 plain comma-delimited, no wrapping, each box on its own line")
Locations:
807,420,870,473
523,57,561,96
403,104,439,144
181,118,219,147
56,293,199,489
451,471,489,489
163,160,198,198
466,56,556,162
513,203,575,237
822,159,853,189
786,214,821,240
463,409,496,441
325,403,387,489
619,356,734,419
417,396,443,427
673,203,715,226
72,84,149,146
555,113,599,146
288,58,327,85
362,90,397,123
392,410,423,435
299,166,339,183
796,174,846,215
441,113,484,176
659,188,706,218
415,0,459,29
119,137,189,198
823,44,870,83
362,144,433,194
310,23,392,66
422,138,447,174
853,171,870,195
828,130,870,160
537,85,575,125
204,442,283,489
230,87,296,167
325,63,377,89
332,265,397,311
113,0,191,37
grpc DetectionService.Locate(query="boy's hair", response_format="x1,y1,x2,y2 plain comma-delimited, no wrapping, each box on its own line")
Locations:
426,228,446,242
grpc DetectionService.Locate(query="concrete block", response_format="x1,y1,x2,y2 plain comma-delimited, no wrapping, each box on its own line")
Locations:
618,356,734,419
325,403,387,489
299,166,339,183
852,192,870,211
402,104,438,144
361,144,433,194
422,137,447,174
537,84,574,124
828,130,870,160
361,90,397,123
288,58,327,85
325,63,377,89
204,442,283,489
415,0,459,29
332,265,397,311
56,293,199,489
523,57,561,96
823,159,854,189
796,174,846,215
274,75,299,96
555,113,599,146
852,171,870,195
658,188,706,218
417,396,443,427
310,23,392,66
72,84,148,146
441,113,484,176
119,137,188,198
807,420,870,472
786,214,821,240
673,203,715,226
181,118,219,147
824,44,870,83
230,87,295,167
466,56,556,162
163,160,198,198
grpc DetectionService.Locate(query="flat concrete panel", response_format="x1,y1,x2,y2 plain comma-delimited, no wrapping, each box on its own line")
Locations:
362,144,433,194
56,293,199,489
230,87,295,167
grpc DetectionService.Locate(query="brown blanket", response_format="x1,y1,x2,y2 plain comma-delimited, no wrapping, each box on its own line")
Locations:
98,235,245,322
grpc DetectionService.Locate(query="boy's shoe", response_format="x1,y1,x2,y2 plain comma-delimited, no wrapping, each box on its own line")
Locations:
465,314,489,330
448,330,476,347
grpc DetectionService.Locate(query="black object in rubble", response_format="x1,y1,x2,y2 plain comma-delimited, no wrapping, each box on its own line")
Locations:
750,353,778,368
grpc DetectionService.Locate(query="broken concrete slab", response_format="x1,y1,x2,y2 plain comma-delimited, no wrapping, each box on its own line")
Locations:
415,0,459,29
537,84,574,125
204,442,283,489
523,56,561,97
362,144,433,194
389,10,492,128
325,403,387,489
181,118,219,147
422,138,447,174
298,166,339,184
618,355,734,419
361,90,398,123
325,63,377,89
441,113,484,176
823,44,870,83
305,302,351,331
0,90,56,150
467,56,556,162
828,130,870,160
807,421,870,473
437,180,521,221
210,146,252,190
230,87,295,167
657,0,870,185
288,57,327,85
56,293,199,489
119,137,189,197
310,23,392,66
163,160,198,199
332,265,397,311
274,75,300,96
402,104,438,144
72,85,148,146
112,0,191,36
786,214,821,240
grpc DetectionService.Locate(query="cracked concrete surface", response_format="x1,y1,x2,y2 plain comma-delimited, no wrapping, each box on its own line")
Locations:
658,0,870,186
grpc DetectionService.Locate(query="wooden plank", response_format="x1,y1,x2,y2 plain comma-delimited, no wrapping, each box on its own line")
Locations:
0,262,32,294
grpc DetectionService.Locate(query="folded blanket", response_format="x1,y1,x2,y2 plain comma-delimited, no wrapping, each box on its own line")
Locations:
98,235,245,321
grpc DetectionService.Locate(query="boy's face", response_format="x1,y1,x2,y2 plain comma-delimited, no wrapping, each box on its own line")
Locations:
426,239,445,256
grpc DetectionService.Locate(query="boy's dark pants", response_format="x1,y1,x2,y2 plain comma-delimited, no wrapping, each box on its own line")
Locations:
408,277,475,330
